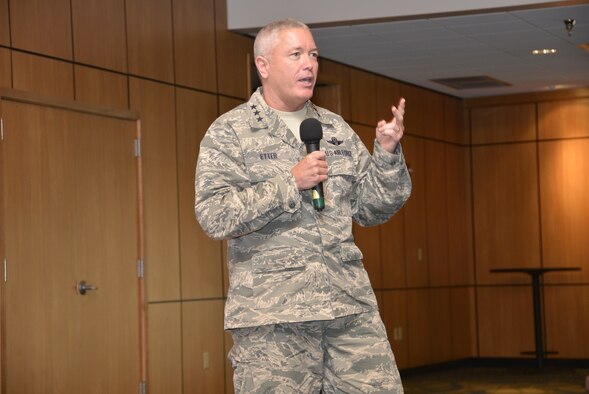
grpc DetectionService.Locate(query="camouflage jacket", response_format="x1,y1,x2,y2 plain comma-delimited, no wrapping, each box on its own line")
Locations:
195,88,412,329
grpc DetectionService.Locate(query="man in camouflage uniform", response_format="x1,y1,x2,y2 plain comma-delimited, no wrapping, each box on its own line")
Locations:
195,18,411,393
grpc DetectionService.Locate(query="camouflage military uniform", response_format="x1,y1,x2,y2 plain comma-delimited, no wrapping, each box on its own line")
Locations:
229,310,402,393
195,88,411,392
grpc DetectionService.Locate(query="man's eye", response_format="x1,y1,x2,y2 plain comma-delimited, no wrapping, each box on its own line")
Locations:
310,52,319,59
290,52,301,59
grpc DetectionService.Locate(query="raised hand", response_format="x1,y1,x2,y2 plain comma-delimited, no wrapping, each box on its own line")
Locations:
376,98,405,153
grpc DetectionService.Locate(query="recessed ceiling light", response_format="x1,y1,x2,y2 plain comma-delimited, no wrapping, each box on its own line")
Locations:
532,48,557,55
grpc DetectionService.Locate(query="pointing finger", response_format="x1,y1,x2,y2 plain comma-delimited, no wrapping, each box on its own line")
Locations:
391,98,405,120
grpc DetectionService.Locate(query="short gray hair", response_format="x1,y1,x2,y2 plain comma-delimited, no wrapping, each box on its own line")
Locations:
253,18,311,58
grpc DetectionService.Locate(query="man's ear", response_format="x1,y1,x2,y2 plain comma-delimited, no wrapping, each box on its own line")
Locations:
255,55,269,80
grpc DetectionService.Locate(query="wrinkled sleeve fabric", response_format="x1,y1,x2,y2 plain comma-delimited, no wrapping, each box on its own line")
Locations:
195,119,301,241
350,133,412,227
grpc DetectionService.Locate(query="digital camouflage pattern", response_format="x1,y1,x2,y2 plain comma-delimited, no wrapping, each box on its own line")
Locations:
195,88,412,330
229,311,403,393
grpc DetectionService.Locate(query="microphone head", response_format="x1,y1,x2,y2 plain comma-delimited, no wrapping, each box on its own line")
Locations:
300,118,323,143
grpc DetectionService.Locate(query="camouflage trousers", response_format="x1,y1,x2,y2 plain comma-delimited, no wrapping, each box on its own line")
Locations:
228,311,404,393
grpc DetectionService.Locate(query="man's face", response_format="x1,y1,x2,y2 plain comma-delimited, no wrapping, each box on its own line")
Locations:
257,28,319,111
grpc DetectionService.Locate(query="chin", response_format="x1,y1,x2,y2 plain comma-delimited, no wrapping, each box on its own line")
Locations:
300,89,314,101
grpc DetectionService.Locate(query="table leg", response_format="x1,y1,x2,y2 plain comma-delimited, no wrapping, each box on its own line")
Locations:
531,272,544,368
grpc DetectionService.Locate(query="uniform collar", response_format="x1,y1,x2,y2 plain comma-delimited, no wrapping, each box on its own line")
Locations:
246,88,335,132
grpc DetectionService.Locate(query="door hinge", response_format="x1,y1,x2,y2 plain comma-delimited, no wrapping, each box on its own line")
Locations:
137,259,144,278
1,118,4,141
3,258,7,282
134,138,141,157
139,380,147,394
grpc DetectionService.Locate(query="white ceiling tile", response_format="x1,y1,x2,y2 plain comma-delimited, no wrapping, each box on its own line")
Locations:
512,5,589,29
273,3,589,98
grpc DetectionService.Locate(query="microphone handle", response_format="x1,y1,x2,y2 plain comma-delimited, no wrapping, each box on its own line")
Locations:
312,182,325,211
305,141,320,154
304,140,324,211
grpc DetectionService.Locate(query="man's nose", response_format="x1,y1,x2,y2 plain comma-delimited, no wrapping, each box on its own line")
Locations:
302,54,313,70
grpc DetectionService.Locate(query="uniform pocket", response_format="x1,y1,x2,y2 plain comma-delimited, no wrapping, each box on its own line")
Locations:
243,138,299,183
251,249,307,310
338,242,374,298
339,242,364,263
327,154,355,177
326,157,355,216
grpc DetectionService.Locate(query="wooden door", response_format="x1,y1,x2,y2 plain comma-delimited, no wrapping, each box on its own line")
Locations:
0,92,145,393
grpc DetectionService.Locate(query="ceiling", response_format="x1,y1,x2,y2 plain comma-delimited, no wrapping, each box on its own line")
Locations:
227,1,589,99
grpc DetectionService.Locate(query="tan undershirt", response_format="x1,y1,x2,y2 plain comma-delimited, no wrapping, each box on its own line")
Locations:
273,107,307,141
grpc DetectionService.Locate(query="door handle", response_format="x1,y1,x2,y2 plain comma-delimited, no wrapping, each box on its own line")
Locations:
77,280,98,295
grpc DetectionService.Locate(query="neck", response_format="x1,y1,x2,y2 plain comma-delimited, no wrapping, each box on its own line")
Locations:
261,89,306,112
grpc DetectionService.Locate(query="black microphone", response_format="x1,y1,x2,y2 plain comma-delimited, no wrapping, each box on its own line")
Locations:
300,118,325,211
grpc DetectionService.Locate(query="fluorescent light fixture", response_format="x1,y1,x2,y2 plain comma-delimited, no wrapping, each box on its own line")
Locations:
532,48,557,55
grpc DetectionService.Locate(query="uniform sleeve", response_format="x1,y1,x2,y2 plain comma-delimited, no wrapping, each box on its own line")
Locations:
350,133,412,227
195,120,301,240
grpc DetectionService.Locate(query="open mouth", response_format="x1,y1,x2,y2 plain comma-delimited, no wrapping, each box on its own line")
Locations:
298,76,314,86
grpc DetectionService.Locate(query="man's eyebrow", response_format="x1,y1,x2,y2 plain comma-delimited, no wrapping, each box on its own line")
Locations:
288,45,319,52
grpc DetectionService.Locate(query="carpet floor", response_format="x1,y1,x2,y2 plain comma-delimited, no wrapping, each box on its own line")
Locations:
401,366,589,393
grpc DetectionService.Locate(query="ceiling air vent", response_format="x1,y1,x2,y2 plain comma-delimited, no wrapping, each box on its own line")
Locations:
430,75,511,90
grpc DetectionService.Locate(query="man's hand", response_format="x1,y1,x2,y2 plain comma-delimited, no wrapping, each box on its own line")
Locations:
291,151,328,190
376,98,405,153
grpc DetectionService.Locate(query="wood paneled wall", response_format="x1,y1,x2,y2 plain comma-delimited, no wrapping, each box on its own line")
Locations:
71,0,127,73
472,143,542,284
1,0,231,391
0,0,9,46
10,0,73,59
540,139,589,278
348,68,475,370
74,65,128,109
468,91,589,359
12,52,74,100
1,0,476,382
176,88,223,300
3,0,587,391
0,48,11,88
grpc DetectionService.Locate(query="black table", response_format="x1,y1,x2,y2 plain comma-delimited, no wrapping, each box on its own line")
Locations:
489,266,581,368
